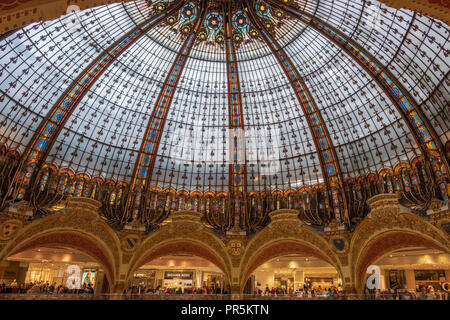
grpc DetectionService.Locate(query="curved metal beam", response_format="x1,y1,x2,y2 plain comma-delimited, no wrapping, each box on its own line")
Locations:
246,1,348,224
266,0,449,172
17,1,184,197
223,3,248,227
128,0,209,218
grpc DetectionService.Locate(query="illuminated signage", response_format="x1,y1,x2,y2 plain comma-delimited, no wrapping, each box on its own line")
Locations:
164,272,193,279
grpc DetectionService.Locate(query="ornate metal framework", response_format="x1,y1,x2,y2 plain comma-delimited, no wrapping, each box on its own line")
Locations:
266,0,449,175
247,0,348,224
0,0,448,235
128,0,208,223
15,0,184,200
223,2,248,230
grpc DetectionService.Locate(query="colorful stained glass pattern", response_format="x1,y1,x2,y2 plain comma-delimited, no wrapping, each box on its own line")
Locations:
132,4,206,192
261,30,341,185
255,0,273,19
282,6,440,159
204,12,223,36
259,28,343,220
232,11,250,35
20,13,168,186
179,2,198,25
225,30,246,193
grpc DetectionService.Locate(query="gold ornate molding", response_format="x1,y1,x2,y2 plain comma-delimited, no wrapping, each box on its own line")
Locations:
379,0,450,25
350,194,450,293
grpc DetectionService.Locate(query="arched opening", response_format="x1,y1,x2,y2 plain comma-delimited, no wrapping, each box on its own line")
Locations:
246,254,341,298
126,240,231,299
356,231,450,298
0,231,116,297
363,247,450,299
0,246,110,296
128,254,229,297
241,240,343,298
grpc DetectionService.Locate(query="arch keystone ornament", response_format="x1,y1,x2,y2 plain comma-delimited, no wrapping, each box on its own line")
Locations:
171,210,203,225
329,236,349,254
120,233,142,253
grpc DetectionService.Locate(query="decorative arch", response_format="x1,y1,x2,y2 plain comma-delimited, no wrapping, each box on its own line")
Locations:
239,210,343,292
350,212,450,293
127,240,231,284
240,239,343,292
0,205,122,289
125,212,232,284
4,231,116,289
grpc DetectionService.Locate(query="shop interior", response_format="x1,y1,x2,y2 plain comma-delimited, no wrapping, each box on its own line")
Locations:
247,247,449,295
0,246,108,294
133,254,227,294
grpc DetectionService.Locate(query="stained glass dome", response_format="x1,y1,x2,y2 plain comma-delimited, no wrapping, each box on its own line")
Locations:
0,0,448,231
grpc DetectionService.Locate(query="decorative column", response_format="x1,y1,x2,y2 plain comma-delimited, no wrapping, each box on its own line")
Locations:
225,218,247,299
427,199,450,233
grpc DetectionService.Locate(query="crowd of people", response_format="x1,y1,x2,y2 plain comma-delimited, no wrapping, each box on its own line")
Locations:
124,285,229,296
254,285,342,298
251,284,450,300
0,280,95,295
364,285,450,300
1,280,448,300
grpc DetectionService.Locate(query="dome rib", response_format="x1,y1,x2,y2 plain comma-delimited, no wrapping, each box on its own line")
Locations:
268,0,449,176
129,0,209,218
247,0,348,224
223,2,247,214
16,0,184,198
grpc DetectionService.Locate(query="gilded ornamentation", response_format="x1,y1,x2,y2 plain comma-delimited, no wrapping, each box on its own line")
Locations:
121,235,141,253
124,211,233,285
349,194,450,293
0,193,448,295
0,219,22,241
238,210,343,291
229,240,243,256
329,236,349,253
